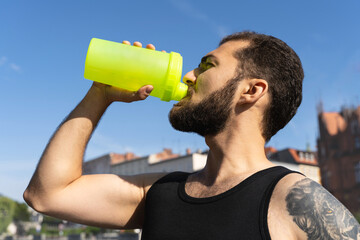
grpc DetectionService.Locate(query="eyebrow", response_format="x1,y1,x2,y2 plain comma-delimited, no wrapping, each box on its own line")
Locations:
201,54,219,65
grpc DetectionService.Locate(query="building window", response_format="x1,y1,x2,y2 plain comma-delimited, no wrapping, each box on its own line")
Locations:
321,146,326,157
355,162,360,184
355,137,360,149
351,120,359,135
322,171,330,189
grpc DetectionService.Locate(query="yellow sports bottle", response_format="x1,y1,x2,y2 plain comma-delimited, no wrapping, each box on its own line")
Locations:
84,38,188,101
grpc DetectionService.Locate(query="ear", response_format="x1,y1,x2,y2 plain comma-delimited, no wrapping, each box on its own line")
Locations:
238,79,268,104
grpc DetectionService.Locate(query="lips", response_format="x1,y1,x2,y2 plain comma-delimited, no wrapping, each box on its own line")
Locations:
174,88,194,107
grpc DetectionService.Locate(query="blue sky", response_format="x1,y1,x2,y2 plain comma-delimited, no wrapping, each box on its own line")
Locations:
1,0,360,202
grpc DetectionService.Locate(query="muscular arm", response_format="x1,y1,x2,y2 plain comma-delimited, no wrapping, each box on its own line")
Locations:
286,178,360,240
23,83,162,229
22,38,170,229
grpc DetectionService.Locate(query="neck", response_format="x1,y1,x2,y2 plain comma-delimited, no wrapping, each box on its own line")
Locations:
202,119,275,182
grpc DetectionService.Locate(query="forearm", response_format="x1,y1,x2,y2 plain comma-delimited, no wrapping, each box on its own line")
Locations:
25,86,109,202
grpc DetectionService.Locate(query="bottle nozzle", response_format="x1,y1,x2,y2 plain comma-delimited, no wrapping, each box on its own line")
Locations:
173,82,188,101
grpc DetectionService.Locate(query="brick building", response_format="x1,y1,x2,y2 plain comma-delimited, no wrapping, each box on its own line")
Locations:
317,105,360,214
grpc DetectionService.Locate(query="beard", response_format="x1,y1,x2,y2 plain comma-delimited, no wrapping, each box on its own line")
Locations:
168,76,240,137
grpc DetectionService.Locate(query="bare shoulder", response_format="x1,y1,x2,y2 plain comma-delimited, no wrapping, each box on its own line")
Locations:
269,173,360,240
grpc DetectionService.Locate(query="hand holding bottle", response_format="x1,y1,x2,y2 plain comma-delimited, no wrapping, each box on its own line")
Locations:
84,38,187,102
88,40,157,105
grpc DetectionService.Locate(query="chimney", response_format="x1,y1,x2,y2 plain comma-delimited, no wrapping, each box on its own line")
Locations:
186,148,192,155
163,148,172,155
125,152,135,160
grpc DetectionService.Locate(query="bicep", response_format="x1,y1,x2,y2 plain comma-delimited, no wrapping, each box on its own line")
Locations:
285,178,360,240
41,173,165,229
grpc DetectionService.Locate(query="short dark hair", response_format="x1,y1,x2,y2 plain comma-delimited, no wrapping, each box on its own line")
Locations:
220,31,304,142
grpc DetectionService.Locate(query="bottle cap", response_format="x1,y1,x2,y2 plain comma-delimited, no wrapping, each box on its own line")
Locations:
162,52,188,101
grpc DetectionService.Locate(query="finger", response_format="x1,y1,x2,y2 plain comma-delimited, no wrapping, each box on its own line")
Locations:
161,50,166,53
146,44,155,50
122,40,131,45
136,85,153,100
133,41,142,47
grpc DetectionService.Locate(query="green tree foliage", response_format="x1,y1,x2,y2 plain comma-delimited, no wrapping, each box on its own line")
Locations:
13,202,30,222
42,215,62,225
0,196,16,233
84,226,103,236
0,196,31,234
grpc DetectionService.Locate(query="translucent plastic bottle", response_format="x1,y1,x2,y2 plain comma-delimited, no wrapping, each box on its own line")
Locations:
84,38,188,101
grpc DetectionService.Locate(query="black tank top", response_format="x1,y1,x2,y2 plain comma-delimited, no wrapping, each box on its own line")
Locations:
141,166,298,240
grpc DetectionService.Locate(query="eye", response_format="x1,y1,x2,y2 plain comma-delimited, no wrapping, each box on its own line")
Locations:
198,62,214,71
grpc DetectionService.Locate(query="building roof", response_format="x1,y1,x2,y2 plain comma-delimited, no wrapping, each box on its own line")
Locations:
321,112,347,136
109,152,139,164
268,148,318,166
320,106,360,136
108,148,182,166
265,147,277,157
148,148,180,164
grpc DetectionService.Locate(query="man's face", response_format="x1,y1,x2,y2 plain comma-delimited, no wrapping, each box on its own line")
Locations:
169,41,249,136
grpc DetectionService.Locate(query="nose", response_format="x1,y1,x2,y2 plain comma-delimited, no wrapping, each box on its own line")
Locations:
183,69,197,86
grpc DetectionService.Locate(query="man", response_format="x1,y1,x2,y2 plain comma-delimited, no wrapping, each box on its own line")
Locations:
24,31,360,239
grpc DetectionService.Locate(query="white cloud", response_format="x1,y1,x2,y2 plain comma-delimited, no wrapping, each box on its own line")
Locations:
0,56,22,73
214,24,230,38
85,132,135,160
0,56,7,66
169,0,229,38
10,63,21,72
169,0,208,22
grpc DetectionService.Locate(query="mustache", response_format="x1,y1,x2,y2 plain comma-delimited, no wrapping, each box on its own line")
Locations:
186,87,195,98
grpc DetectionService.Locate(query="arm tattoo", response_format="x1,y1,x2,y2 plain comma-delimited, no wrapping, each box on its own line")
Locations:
286,178,360,240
